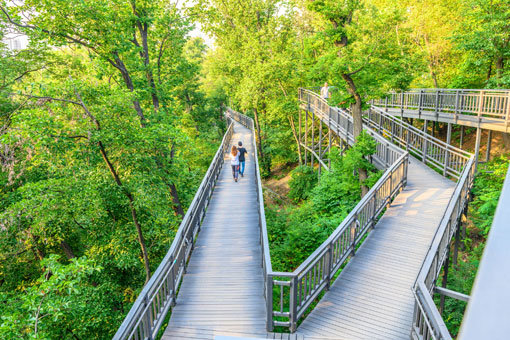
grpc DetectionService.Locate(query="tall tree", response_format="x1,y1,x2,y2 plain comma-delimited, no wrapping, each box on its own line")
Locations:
302,0,411,195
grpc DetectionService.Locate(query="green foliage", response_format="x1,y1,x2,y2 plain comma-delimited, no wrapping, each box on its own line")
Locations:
267,134,382,272
469,156,509,236
288,166,317,202
0,2,226,338
311,132,381,215
0,255,103,339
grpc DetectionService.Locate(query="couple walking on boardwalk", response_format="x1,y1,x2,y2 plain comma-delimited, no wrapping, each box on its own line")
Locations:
230,141,247,182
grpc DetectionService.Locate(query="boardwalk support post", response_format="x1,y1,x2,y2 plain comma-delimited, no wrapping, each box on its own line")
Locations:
422,120,428,164
444,123,452,176
474,127,482,171
266,275,274,332
486,130,492,162
439,246,450,315
460,125,464,148
290,276,298,333
325,244,333,290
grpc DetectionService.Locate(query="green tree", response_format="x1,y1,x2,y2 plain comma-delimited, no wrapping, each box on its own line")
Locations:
301,0,412,195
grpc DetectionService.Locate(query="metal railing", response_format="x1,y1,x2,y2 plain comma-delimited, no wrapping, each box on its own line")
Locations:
113,118,234,340
458,164,510,340
302,88,477,339
411,157,475,340
299,89,405,170
365,97,476,340
258,89,409,332
365,106,472,179
372,89,510,124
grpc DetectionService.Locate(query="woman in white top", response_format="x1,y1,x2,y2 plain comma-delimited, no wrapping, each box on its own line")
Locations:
230,145,240,182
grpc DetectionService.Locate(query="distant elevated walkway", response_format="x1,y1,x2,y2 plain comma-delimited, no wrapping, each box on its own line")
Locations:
372,89,510,133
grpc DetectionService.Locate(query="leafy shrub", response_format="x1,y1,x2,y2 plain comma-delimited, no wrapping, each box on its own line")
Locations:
267,132,382,272
288,165,318,202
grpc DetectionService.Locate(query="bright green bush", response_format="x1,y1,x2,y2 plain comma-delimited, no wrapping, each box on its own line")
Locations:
288,166,318,202
267,132,382,272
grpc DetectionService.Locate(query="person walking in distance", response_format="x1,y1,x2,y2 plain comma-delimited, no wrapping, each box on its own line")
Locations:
237,141,247,177
230,145,240,182
320,81,329,100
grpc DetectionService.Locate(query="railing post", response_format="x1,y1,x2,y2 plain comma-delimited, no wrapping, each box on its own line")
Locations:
391,119,395,143
478,90,484,121
418,89,423,118
378,110,383,134
290,276,298,333
169,255,176,307
400,90,404,117
400,91,404,117
454,90,460,123
444,123,452,177
266,274,274,332
506,92,510,126
325,244,333,290
406,126,411,150
422,121,428,164
143,294,154,340
435,89,440,121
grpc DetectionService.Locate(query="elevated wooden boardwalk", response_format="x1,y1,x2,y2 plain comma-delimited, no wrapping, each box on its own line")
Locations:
296,159,455,339
381,107,510,133
162,122,267,339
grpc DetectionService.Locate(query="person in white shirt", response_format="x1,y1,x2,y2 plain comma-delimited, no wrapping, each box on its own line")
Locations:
320,82,329,100
230,145,240,182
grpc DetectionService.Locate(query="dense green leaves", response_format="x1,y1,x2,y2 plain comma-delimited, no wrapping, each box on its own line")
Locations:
267,134,381,272
0,1,226,338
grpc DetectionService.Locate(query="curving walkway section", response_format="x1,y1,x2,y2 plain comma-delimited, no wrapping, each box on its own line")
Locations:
162,122,267,339
296,159,455,339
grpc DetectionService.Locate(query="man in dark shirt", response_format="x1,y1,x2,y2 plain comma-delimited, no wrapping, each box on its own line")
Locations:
238,141,247,177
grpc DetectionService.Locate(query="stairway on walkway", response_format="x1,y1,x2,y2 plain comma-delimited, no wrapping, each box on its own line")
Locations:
296,159,455,340
162,123,267,340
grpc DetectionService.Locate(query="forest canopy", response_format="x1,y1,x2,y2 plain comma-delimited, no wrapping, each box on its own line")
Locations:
0,0,508,338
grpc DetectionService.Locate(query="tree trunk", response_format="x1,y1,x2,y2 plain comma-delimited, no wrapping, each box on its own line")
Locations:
111,54,146,127
138,22,160,111
75,92,152,282
168,144,185,217
98,141,151,282
288,116,303,164
341,73,369,197
253,108,268,173
428,62,439,88
495,56,504,87
278,81,303,164
502,132,510,149
60,241,76,259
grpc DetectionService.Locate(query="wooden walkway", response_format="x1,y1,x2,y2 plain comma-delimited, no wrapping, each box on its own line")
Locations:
162,122,267,339
296,158,455,339
161,121,456,340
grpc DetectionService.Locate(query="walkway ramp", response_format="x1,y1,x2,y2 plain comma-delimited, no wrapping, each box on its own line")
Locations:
297,159,455,339
162,122,267,339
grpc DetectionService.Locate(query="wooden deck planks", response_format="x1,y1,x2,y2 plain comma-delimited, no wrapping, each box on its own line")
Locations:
296,158,455,340
163,120,457,339
163,123,267,339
